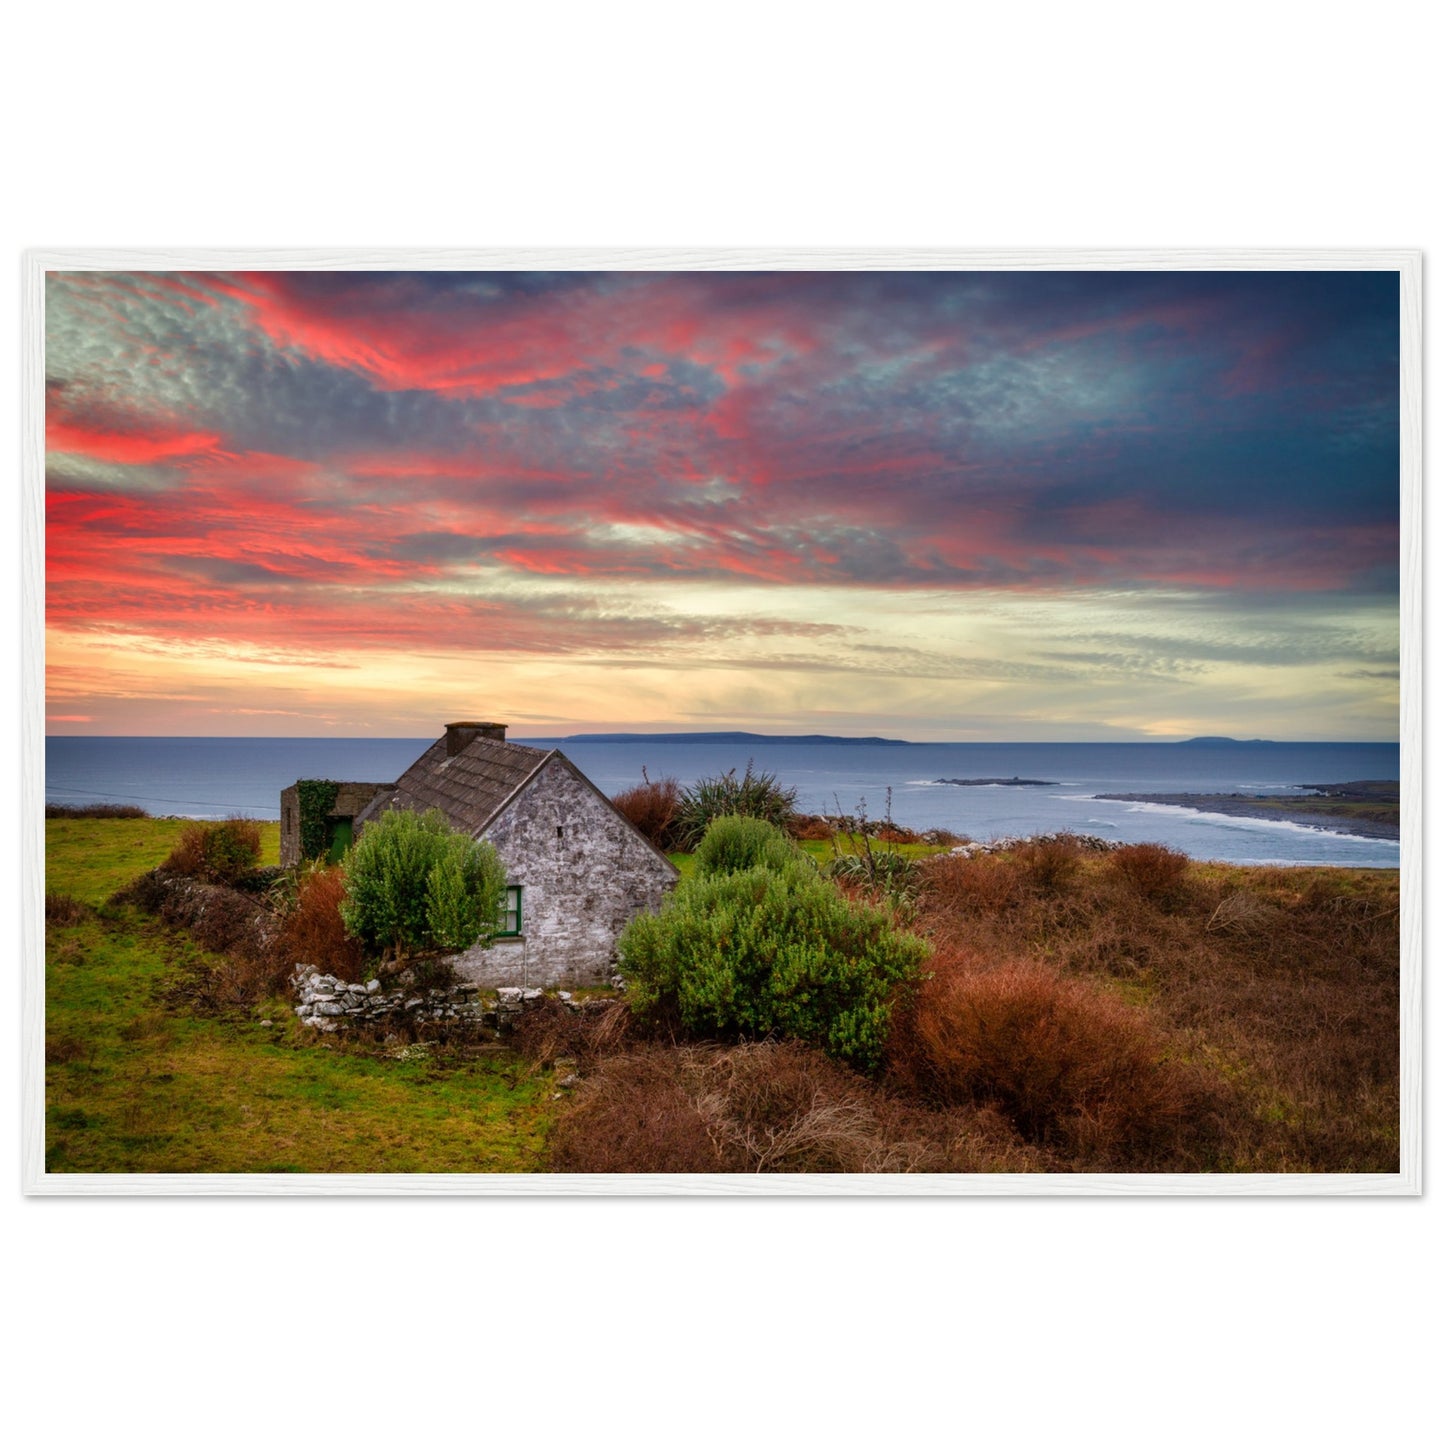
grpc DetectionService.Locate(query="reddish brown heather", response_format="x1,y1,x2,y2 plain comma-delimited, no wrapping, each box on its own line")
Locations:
787,814,837,841
610,773,682,851
1014,835,1084,892
1110,842,1191,902
885,952,1225,1166
278,864,365,983
906,849,1399,1172
545,1041,1056,1174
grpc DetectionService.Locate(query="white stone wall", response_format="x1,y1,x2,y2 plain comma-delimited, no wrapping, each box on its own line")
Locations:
292,970,571,1032
448,755,676,987
447,936,540,989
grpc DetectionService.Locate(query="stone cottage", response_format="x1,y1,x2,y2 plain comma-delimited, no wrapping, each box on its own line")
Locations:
280,721,679,988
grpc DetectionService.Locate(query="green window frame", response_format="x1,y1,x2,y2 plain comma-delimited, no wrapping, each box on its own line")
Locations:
497,885,523,937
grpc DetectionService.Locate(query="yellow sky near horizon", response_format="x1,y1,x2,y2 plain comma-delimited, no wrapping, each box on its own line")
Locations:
43,579,1400,741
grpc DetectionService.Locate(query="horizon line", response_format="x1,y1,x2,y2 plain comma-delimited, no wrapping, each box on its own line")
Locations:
43,731,1402,745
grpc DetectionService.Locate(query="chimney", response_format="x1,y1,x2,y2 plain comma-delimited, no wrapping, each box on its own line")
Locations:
445,720,507,756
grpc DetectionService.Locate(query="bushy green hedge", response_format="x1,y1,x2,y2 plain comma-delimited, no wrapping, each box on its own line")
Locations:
693,813,809,879
339,808,507,960
619,818,927,1071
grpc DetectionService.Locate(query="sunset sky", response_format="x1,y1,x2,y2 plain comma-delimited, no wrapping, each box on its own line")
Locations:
44,268,1400,740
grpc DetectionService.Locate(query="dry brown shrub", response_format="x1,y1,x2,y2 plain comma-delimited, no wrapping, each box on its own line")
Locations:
1204,891,1280,936
1111,843,1190,901
918,853,1023,915
888,844,1399,1170
1015,837,1082,891
787,814,836,841
547,1048,730,1171
158,885,265,960
708,1045,927,1172
162,949,292,1016
512,996,635,1068
116,868,292,1013
278,865,365,982
162,817,263,885
886,958,1221,1163
611,773,682,851
45,892,90,925
546,1041,1058,1173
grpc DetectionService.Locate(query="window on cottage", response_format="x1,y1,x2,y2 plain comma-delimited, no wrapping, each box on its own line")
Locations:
497,885,523,937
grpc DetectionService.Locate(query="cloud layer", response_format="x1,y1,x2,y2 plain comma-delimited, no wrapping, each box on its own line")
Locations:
43,269,1400,737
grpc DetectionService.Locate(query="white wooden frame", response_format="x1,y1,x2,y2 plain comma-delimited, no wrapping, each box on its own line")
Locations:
21,248,1422,1196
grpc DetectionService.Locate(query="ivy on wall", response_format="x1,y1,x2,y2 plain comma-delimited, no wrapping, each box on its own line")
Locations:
296,779,341,861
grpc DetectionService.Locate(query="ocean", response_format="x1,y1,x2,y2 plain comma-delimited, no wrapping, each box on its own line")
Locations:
43,735,1401,869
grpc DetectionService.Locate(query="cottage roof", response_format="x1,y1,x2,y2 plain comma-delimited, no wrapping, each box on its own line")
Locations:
359,735,554,837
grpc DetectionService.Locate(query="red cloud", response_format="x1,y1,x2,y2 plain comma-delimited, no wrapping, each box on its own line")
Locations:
208,272,824,398
43,271,1398,681
47,418,221,465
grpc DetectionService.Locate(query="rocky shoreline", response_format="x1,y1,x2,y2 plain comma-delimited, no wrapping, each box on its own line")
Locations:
1093,783,1399,842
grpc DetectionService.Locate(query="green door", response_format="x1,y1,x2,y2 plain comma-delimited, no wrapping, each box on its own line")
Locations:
325,818,353,863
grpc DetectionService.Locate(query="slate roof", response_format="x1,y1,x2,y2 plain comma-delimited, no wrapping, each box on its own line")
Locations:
355,736,555,837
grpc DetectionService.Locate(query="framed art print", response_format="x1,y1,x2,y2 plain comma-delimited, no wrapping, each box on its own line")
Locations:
23,249,1421,1195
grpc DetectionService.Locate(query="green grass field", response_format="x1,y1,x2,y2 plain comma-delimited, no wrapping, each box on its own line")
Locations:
44,818,557,1173
668,833,946,878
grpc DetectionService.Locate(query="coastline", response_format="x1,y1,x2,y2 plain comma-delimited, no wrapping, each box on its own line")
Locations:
1093,787,1400,843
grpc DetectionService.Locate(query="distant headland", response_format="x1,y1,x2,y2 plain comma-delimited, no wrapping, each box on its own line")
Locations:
557,731,912,746
1174,736,1276,746
544,732,1376,747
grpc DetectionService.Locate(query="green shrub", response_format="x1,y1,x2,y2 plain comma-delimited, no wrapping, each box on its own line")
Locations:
618,818,928,1071
694,813,810,879
339,808,506,961
825,850,919,897
425,834,509,951
162,817,262,885
674,760,799,847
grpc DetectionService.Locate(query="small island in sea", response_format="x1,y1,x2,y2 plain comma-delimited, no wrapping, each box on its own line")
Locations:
1093,780,1399,840
935,776,1056,787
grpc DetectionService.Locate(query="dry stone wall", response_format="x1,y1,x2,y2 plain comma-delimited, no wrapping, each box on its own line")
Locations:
292,969,575,1034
